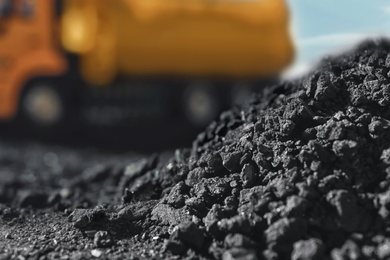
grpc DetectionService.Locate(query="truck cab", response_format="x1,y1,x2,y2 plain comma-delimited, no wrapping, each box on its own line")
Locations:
0,0,66,125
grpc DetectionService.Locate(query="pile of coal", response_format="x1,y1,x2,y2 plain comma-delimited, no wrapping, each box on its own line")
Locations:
3,38,390,259
131,39,390,259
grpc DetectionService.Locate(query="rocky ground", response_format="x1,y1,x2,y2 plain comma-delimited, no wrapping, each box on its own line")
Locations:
2,39,390,260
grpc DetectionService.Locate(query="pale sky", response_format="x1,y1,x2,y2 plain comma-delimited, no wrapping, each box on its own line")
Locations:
285,0,390,77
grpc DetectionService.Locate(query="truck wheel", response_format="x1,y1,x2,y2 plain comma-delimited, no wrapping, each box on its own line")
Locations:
182,82,220,127
230,83,254,106
230,78,280,106
19,82,69,131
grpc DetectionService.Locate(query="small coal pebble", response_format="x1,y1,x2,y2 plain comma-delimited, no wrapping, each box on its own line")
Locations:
68,208,107,229
170,222,205,251
19,191,48,208
291,238,325,260
94,231,114,248
222,248,258,260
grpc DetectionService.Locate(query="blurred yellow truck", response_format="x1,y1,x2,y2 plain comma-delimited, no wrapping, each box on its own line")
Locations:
0,0,294,128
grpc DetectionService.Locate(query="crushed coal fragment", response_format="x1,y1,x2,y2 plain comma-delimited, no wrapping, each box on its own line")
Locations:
18,191,48,208
222,248,258,260
222,151,243,173
151,203,191,226
224,233,256,249
170,221,205,251
68,208,107,229
116,200,158,221
163,239,187,255
93,231,114,248
326,190,360,232
291,238,325,260
264,217,307,244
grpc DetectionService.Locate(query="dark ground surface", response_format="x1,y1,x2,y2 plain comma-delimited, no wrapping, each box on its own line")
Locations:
0,117,202,153
2,39,390,260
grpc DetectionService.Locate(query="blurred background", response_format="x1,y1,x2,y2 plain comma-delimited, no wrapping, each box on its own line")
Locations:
0,0,388,153
285,0,390,78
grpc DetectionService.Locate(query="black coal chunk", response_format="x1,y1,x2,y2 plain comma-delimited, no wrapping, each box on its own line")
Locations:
291,238,325,260
222,151,243,173
224,233,257,249
170,222,206,251
151,203,191,226
326,190,360,232
19,191,48,208
222,248,258,260
94,231,114,248
68,208,107,229
265,217,307,244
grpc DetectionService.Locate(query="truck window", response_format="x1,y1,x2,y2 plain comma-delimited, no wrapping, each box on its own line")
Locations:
0,0,12,18
55,0,62,17
19,0,34,17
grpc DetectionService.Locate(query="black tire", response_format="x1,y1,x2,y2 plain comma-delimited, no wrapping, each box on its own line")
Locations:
182,82,221,128
18,79,77,135
229,82,255,106
229,78,280,106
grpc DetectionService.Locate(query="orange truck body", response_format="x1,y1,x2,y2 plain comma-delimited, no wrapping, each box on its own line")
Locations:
0,0,66,119
0,0,294,120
